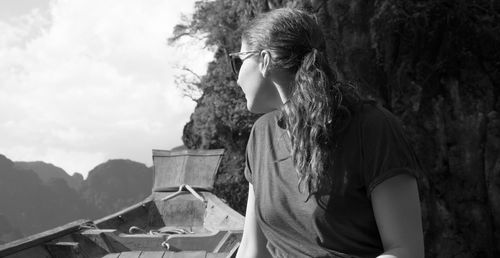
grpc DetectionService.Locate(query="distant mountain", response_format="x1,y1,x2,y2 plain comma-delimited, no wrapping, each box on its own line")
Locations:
0,213,22,245
80,159,153,215
0,154,154,245
0,154,99,241
14,161,83,190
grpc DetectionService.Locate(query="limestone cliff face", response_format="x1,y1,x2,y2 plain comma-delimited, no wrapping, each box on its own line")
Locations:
14,161,83,191
310,0,500,256
0,154,98,240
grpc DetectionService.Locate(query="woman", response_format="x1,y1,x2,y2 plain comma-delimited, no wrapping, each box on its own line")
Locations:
229,8,425,258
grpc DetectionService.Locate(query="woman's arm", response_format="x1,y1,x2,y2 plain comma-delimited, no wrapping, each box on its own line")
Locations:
236,183,273,258
371,174,425,258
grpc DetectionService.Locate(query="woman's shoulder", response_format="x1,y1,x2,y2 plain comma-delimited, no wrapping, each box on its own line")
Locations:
252,110,282,130
356,99,405,131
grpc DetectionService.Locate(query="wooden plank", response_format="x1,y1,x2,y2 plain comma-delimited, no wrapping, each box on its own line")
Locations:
98,231,166,252
211,231,231,253
94,197,155,229
4,246,51,258
138,251,166,258
152,149,225,192
206,253,228,258
100,232,130,253
212,231,242,253
152,149,224,157
155,194,206,228
94,200,165,236
226,244,239,258
81,229,119,253
117,251,142,258
101,253,121,258
203,194,245,231
71,232,109,257
0,219,90,257
45,242,83,258
166,230,226,252
164,251,207,258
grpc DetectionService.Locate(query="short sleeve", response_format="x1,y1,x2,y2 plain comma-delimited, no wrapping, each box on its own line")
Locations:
244,149,253,185
361,104,423,197
243,123,256,185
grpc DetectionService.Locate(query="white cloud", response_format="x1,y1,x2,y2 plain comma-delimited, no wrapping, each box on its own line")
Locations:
0,0,213,177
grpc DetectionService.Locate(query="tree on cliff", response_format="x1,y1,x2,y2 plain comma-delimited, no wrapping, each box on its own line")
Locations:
172,0,500,257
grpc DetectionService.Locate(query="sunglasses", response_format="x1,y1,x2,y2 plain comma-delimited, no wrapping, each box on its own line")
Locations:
228,50,260,78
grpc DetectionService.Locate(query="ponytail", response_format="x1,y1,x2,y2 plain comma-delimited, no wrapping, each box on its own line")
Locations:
282,48,352,200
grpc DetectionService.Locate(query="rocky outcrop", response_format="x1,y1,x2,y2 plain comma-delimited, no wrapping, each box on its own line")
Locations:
0,154,97,238
79,159,153,215
311,0,500,256
14,161,83,190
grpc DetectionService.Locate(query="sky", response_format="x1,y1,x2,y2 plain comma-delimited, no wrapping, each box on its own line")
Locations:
0,0,214,178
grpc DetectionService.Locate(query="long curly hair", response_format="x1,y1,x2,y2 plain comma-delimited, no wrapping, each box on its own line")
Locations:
242,8,361,199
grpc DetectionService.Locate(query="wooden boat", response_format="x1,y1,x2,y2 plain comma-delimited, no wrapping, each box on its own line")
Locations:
0,149,244,258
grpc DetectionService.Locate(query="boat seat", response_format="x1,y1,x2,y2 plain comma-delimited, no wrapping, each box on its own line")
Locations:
102,250,228,258
128,225,205,235
163,230,227,251
81,228,238,253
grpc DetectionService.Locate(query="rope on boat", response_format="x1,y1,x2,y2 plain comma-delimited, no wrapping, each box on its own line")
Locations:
161,241,170,250
161,184,206,203
79,221,98,230
128,226,192,235
129,226,147,234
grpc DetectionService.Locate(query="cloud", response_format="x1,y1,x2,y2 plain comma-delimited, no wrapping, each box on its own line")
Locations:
0,0,213,177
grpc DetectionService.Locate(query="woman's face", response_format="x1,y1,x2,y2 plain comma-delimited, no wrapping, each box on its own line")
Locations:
237,41,281,114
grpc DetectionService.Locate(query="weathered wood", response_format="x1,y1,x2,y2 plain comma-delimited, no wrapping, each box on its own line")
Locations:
212,230,242,253
152,149,225,157
116,250,142,258
226,244,239,258
94,196,164,232
0,219,90,257
4,246,51,258
71,232,109,257
96,230,130,253
101,253,120,258
206,253,228,258
81,229,119,253
83,229,167,252
138,251,167,258
45,242,83,258
152,149,224,192
154,193,206,229
211,231,231,253
165,230,226,252
106,233,166,252
163,251,207,258
203,193,245,231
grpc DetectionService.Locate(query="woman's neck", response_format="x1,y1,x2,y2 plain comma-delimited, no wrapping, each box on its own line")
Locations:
270,70,295,105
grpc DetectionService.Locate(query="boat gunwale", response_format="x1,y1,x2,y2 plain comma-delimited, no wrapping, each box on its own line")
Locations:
0,219,91,256
152,149,225,157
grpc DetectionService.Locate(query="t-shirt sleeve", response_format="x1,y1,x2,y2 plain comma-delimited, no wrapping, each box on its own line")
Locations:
244,149,253,185
361,104,423,198
244,123,256,185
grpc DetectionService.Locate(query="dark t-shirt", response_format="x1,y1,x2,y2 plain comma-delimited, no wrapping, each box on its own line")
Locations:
244,100,423,258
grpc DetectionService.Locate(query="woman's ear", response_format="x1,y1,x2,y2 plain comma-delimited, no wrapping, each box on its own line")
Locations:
259,50,271,77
